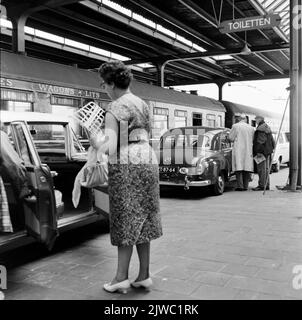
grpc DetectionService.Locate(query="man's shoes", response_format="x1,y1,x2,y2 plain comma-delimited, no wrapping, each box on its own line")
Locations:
252,186,270,191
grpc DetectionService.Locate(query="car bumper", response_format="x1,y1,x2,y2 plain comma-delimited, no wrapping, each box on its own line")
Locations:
160,179,211,187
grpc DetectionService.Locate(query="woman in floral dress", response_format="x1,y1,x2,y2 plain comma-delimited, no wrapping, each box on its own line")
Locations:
98,61,162,293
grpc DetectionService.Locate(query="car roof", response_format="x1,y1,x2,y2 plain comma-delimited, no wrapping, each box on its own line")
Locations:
0,110,72,124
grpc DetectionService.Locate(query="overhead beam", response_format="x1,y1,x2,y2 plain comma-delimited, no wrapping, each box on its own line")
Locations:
255,53,284,74
124,0,222,49
29,13,147,58
64,1,237,80
171,72,289,86
176,0,282,77
170,62,213,80
122,0,241,80
233,56,264,76
80,0,198,53
124,43,290,65
51,6,178,56
248,0,289,43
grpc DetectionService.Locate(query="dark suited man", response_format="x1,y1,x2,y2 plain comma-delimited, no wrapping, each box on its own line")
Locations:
252,115,275,191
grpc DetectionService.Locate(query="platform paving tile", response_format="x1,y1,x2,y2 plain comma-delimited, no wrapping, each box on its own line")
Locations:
4,281,91,300
3,168,302,300
254,268,293,283
220,264,259,277
151,276,201,296
225,275,302,299
193,271,232,286
190,284,239,300
234,290,282,300
154,266,200,281
245,257,282,269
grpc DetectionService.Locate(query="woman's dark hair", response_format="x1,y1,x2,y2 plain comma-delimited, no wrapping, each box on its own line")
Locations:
98,60,133,89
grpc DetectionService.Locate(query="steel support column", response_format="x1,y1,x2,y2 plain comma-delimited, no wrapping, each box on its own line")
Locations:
216,81,225,101
298,0,302,187
9,13,28,53
289,0,301,190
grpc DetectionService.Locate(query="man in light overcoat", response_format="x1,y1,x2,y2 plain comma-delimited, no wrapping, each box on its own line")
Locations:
228,115,255,191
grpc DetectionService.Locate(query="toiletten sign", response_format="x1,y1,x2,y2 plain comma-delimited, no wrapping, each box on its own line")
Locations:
219,14,281,33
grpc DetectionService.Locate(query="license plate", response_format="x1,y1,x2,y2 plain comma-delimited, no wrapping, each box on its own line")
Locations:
159,166,176,173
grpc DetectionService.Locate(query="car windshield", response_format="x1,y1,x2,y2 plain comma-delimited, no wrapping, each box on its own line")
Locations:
161,129,214,150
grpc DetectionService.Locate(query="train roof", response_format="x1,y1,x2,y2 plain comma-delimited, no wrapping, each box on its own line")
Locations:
221,100,281,119
131,82,225,112
1,50,225,112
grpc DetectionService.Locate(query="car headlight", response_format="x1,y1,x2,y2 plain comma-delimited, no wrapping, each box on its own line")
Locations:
179,167,189,175
196,161,209,175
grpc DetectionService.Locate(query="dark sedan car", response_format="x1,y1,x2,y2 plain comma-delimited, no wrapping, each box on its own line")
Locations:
157,126,233,195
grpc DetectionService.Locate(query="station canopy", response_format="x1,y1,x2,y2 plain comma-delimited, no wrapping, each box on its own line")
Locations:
0,0,290,86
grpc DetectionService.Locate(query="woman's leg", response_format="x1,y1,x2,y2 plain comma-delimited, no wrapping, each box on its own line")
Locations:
135,242,150,281
113,245,133,283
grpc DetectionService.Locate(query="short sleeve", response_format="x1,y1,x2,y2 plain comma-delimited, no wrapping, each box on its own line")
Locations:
106,101,130,122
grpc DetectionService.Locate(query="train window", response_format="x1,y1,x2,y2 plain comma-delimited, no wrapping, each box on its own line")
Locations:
51,95,80,107
192,113,203,126
153,108,169,139
0,101,33,112
206,114,216,127
1,89,33,112
174,111,187,128
251,120,256,127
153,114,169,139
217,115,223,127
1,89,34,102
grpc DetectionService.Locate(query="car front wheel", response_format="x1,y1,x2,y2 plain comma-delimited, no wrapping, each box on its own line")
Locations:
212,172,225,196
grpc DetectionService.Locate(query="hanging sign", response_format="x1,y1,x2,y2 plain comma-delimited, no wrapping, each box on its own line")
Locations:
219,14,281,33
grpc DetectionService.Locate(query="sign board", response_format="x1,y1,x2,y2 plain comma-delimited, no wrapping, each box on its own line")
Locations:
219,14,281,33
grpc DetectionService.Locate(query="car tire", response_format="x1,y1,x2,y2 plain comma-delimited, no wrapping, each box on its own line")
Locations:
212,172,225,196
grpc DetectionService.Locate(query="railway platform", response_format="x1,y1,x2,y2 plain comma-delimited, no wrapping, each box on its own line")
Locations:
1,166,302,300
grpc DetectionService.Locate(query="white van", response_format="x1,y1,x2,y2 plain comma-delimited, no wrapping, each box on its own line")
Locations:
0,111,109,253
272,132,290,172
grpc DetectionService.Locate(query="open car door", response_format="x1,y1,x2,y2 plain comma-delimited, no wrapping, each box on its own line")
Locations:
9,121,58,250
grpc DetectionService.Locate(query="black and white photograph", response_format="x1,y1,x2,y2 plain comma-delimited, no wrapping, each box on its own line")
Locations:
0,0,302,305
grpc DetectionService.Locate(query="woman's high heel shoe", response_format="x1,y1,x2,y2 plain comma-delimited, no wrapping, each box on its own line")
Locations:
103,279,130,294
131,277,153,289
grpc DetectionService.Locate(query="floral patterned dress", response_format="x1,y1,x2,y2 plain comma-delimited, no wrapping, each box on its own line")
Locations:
106,92,162,247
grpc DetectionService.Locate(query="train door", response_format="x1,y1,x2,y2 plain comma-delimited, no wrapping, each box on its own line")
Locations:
9,121,58,250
